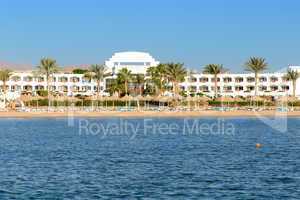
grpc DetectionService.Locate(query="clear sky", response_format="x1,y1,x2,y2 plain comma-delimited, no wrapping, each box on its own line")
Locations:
1,0,300,71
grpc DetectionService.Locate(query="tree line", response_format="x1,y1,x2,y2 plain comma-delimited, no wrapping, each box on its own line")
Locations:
0,57,299,98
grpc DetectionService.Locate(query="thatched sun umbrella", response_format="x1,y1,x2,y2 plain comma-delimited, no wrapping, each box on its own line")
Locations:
135,95,146,110
121,95,135,109
277,96,298,110
195,96,210,108
144,95,153,109
215,96,235,107
185,96,195,109
104,95,119,109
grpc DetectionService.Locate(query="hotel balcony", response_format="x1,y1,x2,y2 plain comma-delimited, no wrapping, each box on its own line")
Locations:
235,77,244,83
199,77,209,83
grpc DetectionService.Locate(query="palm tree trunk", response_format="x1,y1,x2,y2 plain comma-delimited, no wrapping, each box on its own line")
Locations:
160,79,163,95
97,80,101,98
139,85,142,96
214,74,217,98
47,75,50,110
254,72,258,97
125,81,128,95
173,81,177,96
293,80,296,97
3,81,7,108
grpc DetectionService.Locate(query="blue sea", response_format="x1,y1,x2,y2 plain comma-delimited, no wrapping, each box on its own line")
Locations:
0,117,300,199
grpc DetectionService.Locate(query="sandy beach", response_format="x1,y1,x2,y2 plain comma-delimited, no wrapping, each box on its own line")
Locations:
0,110,300,118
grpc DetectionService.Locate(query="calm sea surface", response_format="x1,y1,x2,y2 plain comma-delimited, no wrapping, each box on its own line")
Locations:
0,117,300,199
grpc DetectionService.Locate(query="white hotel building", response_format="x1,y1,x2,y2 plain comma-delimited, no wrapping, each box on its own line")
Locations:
1,51,300,98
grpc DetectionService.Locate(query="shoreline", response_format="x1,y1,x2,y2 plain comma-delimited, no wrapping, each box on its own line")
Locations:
0,110,300,118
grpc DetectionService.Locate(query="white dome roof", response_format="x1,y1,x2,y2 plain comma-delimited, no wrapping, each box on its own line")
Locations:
105,51,159,74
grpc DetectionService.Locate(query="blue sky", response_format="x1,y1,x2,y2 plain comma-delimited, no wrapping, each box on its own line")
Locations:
1,0,300,71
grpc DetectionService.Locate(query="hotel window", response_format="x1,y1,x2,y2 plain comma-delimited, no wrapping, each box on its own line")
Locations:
71,86,80,92
189,86,197,92
189,77,197,82
247,77,255,83
49,77,56,82
281,76,288,82
211,86,220,91
270,85,278,91
71,77,80,83
58,77,68,82
36,77,44,82
246,86,254,91
235,77,243,83
82,86,91,91
82,77,91,83
211,78,220,82
119,62,145,66
94,86,103,92
23,85,33,91
199,77,209,83
259,86,267,91
223,86,232,92
11,76,21,82
11,85,21,91
259,77,267,82
271,76,279,82
199,86,209,92
282,85,289,91
35,85,45,90
223,77,232,83
23,76,33,82
235,86,243,91
58,86,68,92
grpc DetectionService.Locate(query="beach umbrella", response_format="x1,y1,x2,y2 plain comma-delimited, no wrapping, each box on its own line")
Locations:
277,96,298,102
185,96,195,109
277,96,298,110
135,95,147,110
121,95,135,109
144,95,153,109
144,95,154,101
215,96,235,102
105,95,119,109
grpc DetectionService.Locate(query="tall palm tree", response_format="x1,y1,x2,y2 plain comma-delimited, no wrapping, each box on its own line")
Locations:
85,64,108,98
147,64,167,95
134,74,145,95
37,58,58,95
164,63,187,96
284,69,299,97
245,57,268,96
203,64,224,98
0,69,12,107
108,79,122,97
117,68,133,95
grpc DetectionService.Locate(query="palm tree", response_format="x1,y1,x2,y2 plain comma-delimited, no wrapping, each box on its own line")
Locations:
117,68,133,95
164,63,187,96
147,64,167,95
203,64,224,98
107,79,122,97
85,64,108,98
284,69,299,97
0,69,12,107
245,57,268,96
37,58,58,95
134,74,145,95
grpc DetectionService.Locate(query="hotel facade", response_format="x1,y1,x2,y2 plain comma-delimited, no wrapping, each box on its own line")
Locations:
1,51,300,98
